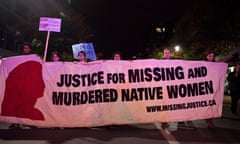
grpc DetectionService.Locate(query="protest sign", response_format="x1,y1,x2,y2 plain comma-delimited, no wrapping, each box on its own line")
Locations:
39,17,62,32
39,17,62,62
72,43,96,60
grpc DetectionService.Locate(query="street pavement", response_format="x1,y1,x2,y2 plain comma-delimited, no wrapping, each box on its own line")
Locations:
0,95,239,144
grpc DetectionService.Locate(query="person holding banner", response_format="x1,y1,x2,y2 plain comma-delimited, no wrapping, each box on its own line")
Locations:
161,48,171,129
51,51,61,62
113,51,122,60
162,48,172,59
204,51,216,129
227,62,240,115
8,42,33,129
160,48,178,130
78,51,87,63
22,42,32,55
205,51,215,62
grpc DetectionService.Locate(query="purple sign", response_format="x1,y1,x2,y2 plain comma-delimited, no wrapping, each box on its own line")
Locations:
39,17,61,32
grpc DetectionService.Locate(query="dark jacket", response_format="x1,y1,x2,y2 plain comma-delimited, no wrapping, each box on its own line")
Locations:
227,71,240,93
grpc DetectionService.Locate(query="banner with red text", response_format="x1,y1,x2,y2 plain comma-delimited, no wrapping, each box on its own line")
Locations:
0,55,228,127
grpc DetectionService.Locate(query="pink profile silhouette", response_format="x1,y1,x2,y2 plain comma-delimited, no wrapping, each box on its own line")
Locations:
1,61,45,120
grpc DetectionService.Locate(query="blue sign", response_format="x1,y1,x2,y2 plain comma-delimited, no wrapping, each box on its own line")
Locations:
72,43,96,60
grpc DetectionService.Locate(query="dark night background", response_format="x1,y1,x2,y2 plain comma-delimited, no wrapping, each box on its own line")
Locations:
71,0,193,58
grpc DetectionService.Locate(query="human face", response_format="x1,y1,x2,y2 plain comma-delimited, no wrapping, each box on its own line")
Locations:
23,45,31,54
163,49,171,59
206,53,215,62
114,54,121,60
78,52,86,62
52,54,60,62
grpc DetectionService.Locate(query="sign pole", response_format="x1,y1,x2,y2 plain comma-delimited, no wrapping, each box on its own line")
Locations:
43,31,50,62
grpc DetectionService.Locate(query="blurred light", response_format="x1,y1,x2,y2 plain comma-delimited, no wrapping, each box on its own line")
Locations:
155,27,162,33
173,28,176,33
229,66,234,72
60,12,65,17
132,55,137,60
175,45,180,52
16,31,21,36
155,27,166,33
162,27,166,32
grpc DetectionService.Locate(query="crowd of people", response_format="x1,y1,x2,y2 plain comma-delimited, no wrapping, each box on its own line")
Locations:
5,42,240,130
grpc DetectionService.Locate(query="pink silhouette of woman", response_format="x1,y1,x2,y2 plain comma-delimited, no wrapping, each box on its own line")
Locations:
1,61,45,120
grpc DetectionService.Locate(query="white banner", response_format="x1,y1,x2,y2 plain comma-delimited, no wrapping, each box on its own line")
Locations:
0,55,228,127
